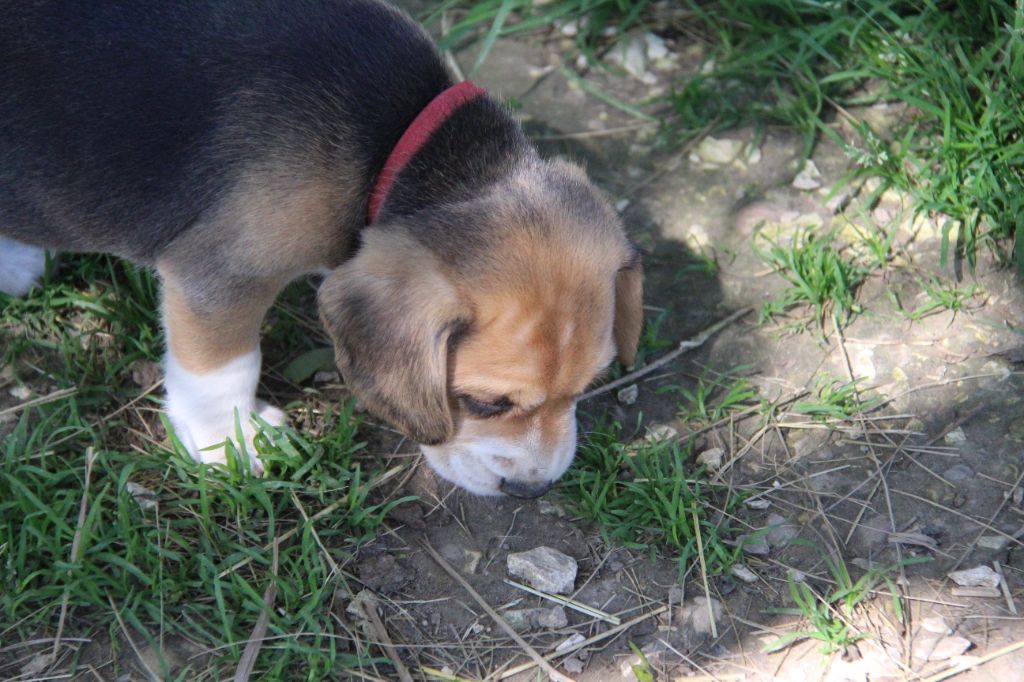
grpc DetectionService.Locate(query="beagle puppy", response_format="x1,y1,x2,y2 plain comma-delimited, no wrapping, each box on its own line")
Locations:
0,0,642,496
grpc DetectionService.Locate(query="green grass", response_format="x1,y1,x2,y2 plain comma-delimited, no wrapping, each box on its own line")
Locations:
0,255,408,680
658,366,758,427
560,420,746,578
764,548,911,657
901,275,979,322
793,373,882,422
755,229,869,330
436,0,1023,272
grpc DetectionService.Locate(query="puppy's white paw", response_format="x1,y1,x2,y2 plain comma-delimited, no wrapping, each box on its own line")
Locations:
0,237,49,297
164,350,286,474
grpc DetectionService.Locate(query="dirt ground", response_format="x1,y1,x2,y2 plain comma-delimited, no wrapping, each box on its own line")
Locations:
4,4,1023,681
331,6,1024,681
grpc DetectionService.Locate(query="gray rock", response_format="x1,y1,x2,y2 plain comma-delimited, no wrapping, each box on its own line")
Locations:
943,463,975,482
537,605,569,629
792,160,823,190
507,546,578,594
977,534,1010,551
948,565,1000,588
765,513,798,547
930,636,972,660
738,534,770,556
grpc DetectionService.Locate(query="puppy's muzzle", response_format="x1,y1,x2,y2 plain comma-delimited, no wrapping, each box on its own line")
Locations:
499,477,554,499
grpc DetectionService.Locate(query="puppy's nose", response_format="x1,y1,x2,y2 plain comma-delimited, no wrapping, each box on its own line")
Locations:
499,478,554,499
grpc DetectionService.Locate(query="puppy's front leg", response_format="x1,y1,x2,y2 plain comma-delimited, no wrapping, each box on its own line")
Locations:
158,268,286,471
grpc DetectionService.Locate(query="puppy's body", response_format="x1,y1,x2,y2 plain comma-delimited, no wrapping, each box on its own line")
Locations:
1,0,642,495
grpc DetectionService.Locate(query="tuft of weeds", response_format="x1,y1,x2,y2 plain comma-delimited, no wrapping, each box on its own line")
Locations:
435,0,1024,271
658,366,758,427
0,254,410,679
560,421,746,578
901,275,978,322
429,0,653,70
764,547,916,657
755,229,869,330
793,373,881,422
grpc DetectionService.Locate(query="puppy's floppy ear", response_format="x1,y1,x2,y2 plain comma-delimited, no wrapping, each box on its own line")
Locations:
614,246,644,367
318,228,467,445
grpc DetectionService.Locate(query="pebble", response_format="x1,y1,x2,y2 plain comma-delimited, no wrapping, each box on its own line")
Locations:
738,534,770,556
942,463,975,483
125,481,158,512
948,565,1000,588
791,160,823,190
507,546,578,594
695,135,744,165
617,384,639,406
977,534,1010,551
917,635,972,662
554,633,585,653
730,564,758,584
921,616,951,635
563,656,585,674
944,426,968,444
765,514,798,547
677,596,722,635
696,447,724,471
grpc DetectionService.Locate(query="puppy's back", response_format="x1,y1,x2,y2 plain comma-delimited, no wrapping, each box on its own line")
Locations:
0,0,451,260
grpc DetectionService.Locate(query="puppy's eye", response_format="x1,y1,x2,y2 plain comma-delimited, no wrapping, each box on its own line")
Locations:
459,394,514,418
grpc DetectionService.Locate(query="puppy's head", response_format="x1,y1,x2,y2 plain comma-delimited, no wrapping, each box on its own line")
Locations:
319,159,642,496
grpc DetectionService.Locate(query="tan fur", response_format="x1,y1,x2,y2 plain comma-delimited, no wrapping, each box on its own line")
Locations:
158,267,278,373
318,228,468,445
614,260,644,367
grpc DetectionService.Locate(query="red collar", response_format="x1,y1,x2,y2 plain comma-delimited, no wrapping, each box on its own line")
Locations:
366,80,487,225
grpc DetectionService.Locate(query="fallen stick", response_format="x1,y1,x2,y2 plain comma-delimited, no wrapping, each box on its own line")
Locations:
497,605,669,680
920,638,1024,682
580,307,752,402
421,540,575,682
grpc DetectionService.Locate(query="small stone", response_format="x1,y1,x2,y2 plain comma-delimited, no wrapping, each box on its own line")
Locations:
313,369,340,384
678,596,723,635
125,481,158,512
792,160,823,190
730,564,758,583
555,633,585,653
696,135,744,165
617,384,639,405
944,427,968,444
977,535,1010,551
765,514,798,547
927,636,972,661
921,616,951,635
942,463,975,483
607,36,648,79
537,499,567,518
696,447,724,470
130,360,162,388
738,535,770,556
644,32,668,60
560,20,578,37
502,609,536,633
563,656,585,674
537,606,569,629
507,546,578,594
645,425,678,442
746,145,762,164
615,198,630,212
744,498,771,510
9,385,31,400
948,565,1000,588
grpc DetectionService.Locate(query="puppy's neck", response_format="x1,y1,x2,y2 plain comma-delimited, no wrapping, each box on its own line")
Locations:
371,93,533,224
